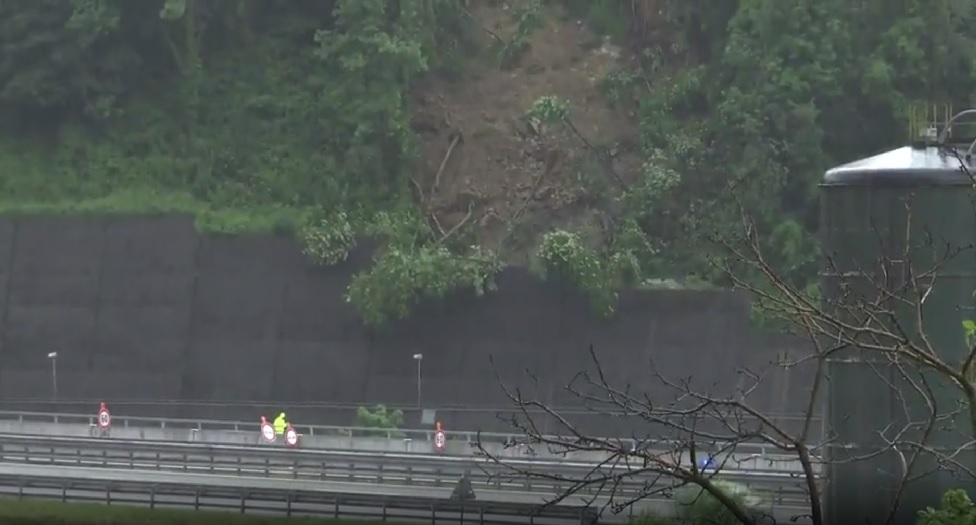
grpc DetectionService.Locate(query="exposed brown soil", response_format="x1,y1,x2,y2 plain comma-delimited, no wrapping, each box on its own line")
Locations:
410,1,640,264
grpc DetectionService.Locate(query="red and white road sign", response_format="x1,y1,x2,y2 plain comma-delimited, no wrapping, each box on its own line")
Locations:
285,426,299,447
261,422,276,443
97,405,111,429
433,430,446,451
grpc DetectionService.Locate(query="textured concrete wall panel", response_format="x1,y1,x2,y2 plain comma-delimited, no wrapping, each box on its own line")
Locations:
5,219,104,369
179,236,293,400
0,369,75,399
11,218,105,272
2,219,103,398
100,216,198,273
751,332,819,415
3,307,96,365
88,336,186,397
90,216,197,400
273,247,372,404
181,340,275,401
0,221,15,272
100,275,196,308
0,221,14,345
89,369,184,399
278,253,369,342
363,269,572,407
273,341,370,403
94,306,192,356
189,236,291,341
0,215,813,429
2,217,104,400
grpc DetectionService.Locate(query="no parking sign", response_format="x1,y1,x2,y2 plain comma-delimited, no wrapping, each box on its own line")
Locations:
97,403,111,430
260,417,276,443
285,425,299,448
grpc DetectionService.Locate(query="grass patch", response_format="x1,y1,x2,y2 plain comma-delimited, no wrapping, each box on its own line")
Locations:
560,0,630,43
0,188,315,236
0,37,360,238
0,498,409,525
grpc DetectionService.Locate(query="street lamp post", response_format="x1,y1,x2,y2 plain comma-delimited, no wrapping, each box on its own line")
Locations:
46,352,57,399
412,353,423,408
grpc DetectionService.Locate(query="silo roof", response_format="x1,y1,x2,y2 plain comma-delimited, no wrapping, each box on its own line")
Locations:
823,146,973,185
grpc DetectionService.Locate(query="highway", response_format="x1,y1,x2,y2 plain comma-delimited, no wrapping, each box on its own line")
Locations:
0,449,810,502
0,462,571,506
0,463,592,525
0,401,819,441
0,417,819,523
0,462,814,524
0,406,819,525
0,432,817,504
0,408,809,465
0,434,818,524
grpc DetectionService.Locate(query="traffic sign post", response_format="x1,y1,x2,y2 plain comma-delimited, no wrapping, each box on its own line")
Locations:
260,417,276,443
433,421,446,452
285,425,299,448
97,403,111,430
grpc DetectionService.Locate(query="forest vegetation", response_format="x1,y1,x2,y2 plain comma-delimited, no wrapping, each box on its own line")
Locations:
2,0,974,326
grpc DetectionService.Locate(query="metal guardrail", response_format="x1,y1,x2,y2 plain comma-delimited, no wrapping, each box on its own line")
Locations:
0,471,602,525
0,434,816,509
0,409,799,460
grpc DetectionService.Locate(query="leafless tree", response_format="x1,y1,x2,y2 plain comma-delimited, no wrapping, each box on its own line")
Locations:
475,149,976,525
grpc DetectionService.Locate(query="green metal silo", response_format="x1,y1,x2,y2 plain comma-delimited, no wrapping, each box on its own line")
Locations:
821,110,976,525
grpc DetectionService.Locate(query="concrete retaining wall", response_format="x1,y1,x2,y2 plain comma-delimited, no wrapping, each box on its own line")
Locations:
0,215,815,437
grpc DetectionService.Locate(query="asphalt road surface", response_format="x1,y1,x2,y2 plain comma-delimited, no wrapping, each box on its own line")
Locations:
0,485,581,525
0,463,814,524
3,450,467,486
0,446,810,499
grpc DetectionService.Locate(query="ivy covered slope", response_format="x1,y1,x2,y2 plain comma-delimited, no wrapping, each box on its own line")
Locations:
1,0,975,328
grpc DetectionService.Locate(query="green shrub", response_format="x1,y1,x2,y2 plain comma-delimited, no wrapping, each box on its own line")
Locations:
918,489,976,525
354,404,405,437
631,481,762,525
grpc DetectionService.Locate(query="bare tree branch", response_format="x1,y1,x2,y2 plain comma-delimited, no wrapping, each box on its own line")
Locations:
480,136,976,525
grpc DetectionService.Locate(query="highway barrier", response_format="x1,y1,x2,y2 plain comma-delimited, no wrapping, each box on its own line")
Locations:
0,433,817,510
0,409,806,461
0,470,601,525
0,399,820,438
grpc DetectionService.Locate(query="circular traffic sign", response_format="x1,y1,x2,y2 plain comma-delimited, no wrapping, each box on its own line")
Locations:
434,430,446,451
261,422,276,443
285,427,299,447
97,408,111,429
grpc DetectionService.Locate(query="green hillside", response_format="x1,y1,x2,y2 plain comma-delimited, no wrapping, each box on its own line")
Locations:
1,0,973,326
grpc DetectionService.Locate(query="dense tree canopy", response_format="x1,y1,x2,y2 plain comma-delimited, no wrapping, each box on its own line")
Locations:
0,0,973,325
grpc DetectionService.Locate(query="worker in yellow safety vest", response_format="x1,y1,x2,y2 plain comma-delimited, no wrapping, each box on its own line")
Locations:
273,412,287,435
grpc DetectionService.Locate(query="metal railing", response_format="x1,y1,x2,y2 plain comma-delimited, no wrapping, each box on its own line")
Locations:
0,409,801,460
0,433,817,509
0,471,602,525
